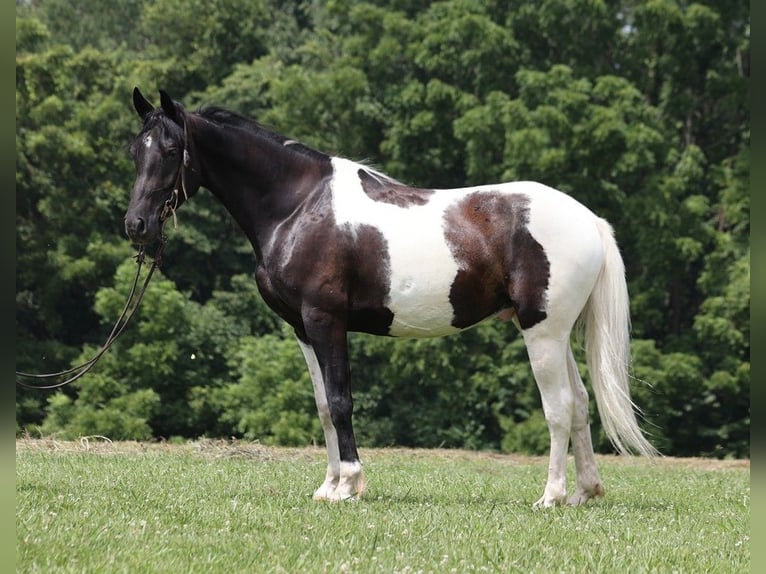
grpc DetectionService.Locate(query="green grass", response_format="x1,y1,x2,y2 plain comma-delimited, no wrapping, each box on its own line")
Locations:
17,439,749,573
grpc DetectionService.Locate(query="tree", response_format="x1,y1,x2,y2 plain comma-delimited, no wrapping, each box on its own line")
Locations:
17,0,749,458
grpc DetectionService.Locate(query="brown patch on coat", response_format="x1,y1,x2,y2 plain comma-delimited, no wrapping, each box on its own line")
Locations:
345,224,395,335
443,192,550,330
358,169,434,208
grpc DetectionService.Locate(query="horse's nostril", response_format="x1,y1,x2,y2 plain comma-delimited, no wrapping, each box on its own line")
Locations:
125,216,147,239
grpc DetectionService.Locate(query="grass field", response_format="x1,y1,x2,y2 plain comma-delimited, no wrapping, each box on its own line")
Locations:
16,438,749,573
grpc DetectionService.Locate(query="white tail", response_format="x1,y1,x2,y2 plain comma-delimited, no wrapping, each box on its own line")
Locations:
584,218,658,457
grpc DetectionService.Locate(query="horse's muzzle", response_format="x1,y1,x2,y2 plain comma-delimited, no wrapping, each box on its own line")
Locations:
125,214,157,244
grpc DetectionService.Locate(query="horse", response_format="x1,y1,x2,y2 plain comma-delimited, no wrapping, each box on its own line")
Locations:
125,88,656,507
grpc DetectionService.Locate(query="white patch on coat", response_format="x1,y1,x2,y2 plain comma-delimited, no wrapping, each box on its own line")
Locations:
334,461,365,501
331,158,467,337
143,134,153,149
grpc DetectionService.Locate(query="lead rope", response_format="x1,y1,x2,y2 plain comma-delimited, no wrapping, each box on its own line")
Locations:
17,117,192,390
16,237,167,390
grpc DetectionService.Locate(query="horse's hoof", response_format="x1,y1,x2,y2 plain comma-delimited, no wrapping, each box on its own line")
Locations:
533,493,566,509
567,483,605,506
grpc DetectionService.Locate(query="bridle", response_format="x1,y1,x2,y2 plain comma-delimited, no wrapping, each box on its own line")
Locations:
160,118,194,229
16,119,194,390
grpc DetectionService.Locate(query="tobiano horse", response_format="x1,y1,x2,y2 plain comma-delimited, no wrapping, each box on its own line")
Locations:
125,88,657,507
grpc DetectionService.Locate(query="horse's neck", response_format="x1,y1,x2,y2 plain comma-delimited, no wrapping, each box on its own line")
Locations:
190,116,330,256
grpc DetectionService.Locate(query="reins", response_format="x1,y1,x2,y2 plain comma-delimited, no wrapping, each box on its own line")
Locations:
16,239,166,390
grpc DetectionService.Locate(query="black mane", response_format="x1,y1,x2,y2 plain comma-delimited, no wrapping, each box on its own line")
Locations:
197,106,330,162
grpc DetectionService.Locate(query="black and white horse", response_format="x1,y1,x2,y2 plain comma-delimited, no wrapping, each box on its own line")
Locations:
125,89,656,507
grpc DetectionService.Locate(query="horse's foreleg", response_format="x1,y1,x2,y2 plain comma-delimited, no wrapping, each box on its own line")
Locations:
523,331,573,508
296,337,341,500
298,312,365,501
566,345,605,505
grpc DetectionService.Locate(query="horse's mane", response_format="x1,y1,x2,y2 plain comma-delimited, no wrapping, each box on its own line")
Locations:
197,106,329,162
198,106,275,138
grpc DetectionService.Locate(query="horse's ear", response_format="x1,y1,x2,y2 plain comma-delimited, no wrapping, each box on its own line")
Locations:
133,87,154,120
159,89,184,126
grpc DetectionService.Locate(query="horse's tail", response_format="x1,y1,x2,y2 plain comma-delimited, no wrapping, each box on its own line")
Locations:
582,218,658,457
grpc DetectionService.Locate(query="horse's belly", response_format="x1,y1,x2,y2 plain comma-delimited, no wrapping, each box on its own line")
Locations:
386,245,463,338
388,293,462,337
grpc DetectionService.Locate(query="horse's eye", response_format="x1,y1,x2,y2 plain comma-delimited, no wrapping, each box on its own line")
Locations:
165,148,179,158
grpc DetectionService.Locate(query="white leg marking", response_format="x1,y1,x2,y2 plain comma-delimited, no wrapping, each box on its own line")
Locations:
329,461,365,502
296,338,345,500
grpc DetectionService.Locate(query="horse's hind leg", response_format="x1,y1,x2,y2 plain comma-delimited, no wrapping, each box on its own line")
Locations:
566,344,604,505
522,329,573,507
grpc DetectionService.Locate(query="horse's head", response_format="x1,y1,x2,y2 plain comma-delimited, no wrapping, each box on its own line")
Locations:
125,88,199,244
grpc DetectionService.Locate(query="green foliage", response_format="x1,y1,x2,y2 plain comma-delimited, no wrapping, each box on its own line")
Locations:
41,386,160,441
204,331,322,445
629,338,749,458
350,325,540,451
19,0,145,52
140,0,273,93
500,410,550,455
17,0,749,458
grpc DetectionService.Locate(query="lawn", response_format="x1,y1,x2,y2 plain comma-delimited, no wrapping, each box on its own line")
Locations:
16,438,749,573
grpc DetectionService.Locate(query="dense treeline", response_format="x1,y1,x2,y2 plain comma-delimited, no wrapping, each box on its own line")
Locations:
16,0,749,457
